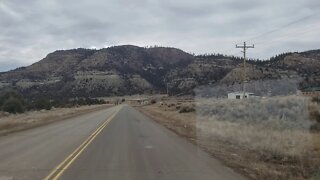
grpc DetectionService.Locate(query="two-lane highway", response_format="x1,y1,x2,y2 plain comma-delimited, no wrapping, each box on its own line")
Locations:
0,105,245,180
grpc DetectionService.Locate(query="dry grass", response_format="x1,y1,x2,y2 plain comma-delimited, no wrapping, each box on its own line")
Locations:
197,120,312,157
139,103,197,139
196,96,313,157
138,96,320,180
0,104,112,136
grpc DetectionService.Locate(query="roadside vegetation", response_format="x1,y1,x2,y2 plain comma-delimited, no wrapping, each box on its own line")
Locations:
0,90,106,114
0,104,111,136
139,96,320,180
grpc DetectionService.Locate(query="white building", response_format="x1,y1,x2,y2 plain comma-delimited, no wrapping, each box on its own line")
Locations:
227,92,258,99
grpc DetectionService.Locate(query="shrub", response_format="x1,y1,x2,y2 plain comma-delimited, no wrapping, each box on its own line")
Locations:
310,123,320,132
309,109,320,123
2,97,25,114
315,112,320,123
312,96,320,104
33,99,52,110
179,106,195,113
197,97,311,130
0,91,24,107
150,99,157,104
84,98,105,105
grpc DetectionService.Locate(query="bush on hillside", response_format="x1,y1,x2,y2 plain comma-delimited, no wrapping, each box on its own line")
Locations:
0,91,24,107
312,96,320,104
150,99,157,104
83,98,105,105
179,106,195,113
0,90,106,113
2,97,25,114
52,98,106,107
33,99,52,110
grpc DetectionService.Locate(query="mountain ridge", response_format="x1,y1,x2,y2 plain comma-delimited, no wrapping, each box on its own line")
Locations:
0,45,319,99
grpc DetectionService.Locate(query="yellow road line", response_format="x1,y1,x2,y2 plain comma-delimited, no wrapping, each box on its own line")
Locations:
44,108,121,180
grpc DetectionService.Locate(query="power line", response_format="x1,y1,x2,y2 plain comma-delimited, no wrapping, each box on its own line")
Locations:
255,23,320,47
223,12,319,58
247,13,318,42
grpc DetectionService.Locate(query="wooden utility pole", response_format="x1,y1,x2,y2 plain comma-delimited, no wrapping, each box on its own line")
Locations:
236,42,254,98
164,78,170,96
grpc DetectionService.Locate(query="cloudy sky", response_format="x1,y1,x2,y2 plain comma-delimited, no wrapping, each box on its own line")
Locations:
0,0,319,72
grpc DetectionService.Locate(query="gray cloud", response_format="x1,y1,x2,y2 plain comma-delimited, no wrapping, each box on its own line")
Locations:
0,0,319,71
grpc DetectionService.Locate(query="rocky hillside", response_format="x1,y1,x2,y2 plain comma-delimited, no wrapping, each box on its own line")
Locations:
0,45,319,99
261,50,320,89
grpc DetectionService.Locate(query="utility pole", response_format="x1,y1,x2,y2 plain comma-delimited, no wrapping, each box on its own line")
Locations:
164,78,169,96
236,42,254,98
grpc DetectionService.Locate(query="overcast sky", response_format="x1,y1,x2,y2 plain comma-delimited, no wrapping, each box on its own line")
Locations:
0,0,319,72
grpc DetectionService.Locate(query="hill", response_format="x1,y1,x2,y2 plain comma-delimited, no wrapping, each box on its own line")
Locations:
0,45,319,99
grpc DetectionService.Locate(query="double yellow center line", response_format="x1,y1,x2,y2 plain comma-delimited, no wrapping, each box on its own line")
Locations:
44,108,121,180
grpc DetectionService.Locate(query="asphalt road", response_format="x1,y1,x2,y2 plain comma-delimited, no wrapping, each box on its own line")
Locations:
0,105,245,180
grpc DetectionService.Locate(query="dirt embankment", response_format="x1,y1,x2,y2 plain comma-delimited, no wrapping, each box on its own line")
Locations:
0,104,113,136
137,97,320,180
